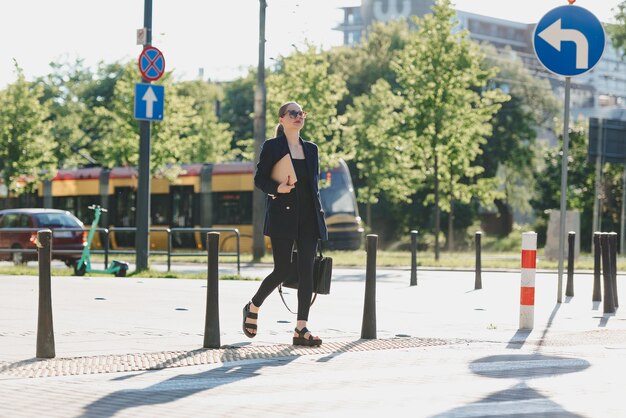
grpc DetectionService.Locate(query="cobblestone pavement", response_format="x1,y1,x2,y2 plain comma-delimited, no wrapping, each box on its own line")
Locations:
0,337,463,378
1,341,625,417
1,268,625,417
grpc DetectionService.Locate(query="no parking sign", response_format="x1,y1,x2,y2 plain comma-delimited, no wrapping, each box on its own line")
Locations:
138,46,166,81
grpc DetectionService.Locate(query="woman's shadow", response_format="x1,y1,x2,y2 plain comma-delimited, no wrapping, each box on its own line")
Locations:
76,348,297,418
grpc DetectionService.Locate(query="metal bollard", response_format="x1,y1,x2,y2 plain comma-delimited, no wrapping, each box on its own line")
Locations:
609,232,619,308
361,234,378,339
592,232,602,302
203,232,221,348
565,231,575,297
474,231,482,290
167,228,172,272
36,230,55,359
103,229,110,269
601,233,616,314
410,230,418,286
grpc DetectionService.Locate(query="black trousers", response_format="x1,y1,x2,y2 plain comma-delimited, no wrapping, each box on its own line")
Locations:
251,234,317,321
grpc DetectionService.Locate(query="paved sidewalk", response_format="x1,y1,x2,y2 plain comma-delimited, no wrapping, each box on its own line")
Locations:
1,266,625,417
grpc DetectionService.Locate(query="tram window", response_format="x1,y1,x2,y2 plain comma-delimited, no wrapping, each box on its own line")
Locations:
0,198,17,210
18,192,39,207
171,186,194,227
151,194,170,225
75,196,100,224
212,192,252,224
53,197,75,213
114,187,136,227
111,187,136,247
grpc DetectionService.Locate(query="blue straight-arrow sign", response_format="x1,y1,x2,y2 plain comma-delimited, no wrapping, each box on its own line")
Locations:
134,83,164,121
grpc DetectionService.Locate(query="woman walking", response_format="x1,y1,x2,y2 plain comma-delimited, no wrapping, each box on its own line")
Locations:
242,101,328,346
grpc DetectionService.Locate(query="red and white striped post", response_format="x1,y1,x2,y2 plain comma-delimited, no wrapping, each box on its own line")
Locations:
520,232,537,329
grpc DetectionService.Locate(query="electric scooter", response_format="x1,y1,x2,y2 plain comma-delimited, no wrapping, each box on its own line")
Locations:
74,205,129,277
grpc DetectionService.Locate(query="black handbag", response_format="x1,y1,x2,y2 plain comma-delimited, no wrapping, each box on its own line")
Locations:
279,240,332,313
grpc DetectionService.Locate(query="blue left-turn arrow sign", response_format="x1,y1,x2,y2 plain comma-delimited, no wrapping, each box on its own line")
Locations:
134,83,164,121
533,5,605,77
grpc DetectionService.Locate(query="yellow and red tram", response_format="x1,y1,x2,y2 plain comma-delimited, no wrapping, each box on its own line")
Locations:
30,160,363,252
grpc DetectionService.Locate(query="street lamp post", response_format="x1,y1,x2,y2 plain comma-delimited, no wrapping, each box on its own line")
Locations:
252,0,267,260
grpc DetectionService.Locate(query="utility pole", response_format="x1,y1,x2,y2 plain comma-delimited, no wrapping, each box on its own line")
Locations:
252,0,267,260
135,0,152,271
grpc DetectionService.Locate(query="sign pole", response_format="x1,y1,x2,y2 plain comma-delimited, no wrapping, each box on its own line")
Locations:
533,2,605,303
621,164,626,254
136,0,153,272
557,76,571,303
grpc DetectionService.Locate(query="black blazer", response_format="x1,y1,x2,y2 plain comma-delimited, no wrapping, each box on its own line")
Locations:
254,134,328,241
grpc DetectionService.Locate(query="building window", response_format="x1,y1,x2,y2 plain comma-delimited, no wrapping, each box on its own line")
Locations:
347,31,361,45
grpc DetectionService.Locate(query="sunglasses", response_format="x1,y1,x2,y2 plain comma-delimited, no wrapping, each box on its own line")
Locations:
284,110,307,119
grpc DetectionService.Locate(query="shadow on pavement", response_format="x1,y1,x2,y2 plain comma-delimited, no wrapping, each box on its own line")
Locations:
535,303,561,350
431,353,590,417
315,339,376,363
505,303,561,350
109,348,213,382
431,382,584,417
505,329,531,349
76,354,297,418
598,313,615,327
0,358,42,375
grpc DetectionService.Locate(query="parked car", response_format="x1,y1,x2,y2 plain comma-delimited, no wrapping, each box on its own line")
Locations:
0,208,86,266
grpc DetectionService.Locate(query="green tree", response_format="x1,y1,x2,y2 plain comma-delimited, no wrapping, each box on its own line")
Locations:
533,124,624,250
221,72,255,159
343,79,416,229
174,80,234,163
609,1,626,54
478,45,561,234
88,61,233,173
87,62,140,168
328,19,411,113
327,19,414,239
267,44,351,170
392,0,508,258
37,59,125,167
0,63,56,195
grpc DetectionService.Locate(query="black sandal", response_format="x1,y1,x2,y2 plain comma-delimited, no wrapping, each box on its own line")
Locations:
293,327,322,347
242,302,258,338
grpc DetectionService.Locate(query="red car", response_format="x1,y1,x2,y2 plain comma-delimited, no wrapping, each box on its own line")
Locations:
0,208,86,266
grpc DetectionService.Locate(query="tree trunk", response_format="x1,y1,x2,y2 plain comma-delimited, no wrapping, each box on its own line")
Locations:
434,153,440,261
494,199,513,237
448,198,454,252
366,200,372,234
447,176,454,251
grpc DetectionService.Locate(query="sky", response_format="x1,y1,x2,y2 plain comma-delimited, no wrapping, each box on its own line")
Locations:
0,0,622,89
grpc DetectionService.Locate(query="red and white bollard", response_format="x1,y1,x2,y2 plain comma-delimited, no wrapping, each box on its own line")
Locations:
519,232,537,329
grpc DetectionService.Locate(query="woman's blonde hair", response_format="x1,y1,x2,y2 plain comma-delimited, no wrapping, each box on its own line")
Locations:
274,101,300,137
